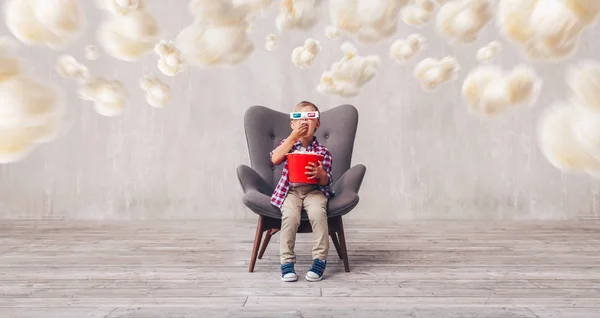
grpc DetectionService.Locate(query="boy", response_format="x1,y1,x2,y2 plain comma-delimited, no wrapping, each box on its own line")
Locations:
269,101,334,282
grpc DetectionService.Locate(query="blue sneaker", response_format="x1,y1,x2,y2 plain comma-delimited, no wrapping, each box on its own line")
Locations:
305,258,327,282
281,262,298,282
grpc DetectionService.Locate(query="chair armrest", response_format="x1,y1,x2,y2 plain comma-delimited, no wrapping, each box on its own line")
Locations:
237,164,273,196
332,164,366,195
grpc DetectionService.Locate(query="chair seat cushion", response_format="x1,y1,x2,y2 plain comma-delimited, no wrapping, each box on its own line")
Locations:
242,190,359,220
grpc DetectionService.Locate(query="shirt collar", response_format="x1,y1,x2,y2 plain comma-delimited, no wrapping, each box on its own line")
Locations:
294,136,319,149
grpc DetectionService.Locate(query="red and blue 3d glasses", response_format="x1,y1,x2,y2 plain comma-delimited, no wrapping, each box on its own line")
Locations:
290,111,319,119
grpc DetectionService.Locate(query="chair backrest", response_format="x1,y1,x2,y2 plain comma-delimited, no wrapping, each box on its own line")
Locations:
243,104,359,189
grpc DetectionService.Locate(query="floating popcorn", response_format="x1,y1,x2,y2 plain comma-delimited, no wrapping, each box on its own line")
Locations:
476,41,501,63
265,34,277,51
435,0,494,43
462,64,542,117
4,0,87,50
154,40,187,76
401,0,446,27
537,59,600,176
292,38,321,69
275,0,322,32
390,33,426,63
0,36,65,163
566,60,600,113
84,45,99,61
329,0,409,44
498,0,600,62
0,37,22,82
246,24,256,33
325,26,341,39
55,55,89,81
317,42,381,98
139,76,171,108
176,0,254,68
97,4,160,62
95,0,141,15
414,56,460,91
78,77,127,116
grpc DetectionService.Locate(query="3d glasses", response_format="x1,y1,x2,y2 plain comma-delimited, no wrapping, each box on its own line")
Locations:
290,111,319,120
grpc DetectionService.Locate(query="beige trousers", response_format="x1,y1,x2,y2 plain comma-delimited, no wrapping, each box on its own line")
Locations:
280,185,329,264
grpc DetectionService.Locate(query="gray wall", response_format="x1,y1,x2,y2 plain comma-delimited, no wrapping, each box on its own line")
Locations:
1,0,599,220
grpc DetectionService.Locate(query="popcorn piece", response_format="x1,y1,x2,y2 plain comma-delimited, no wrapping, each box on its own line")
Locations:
0,36,65,164
401,0,446,27
4,0,87,50
435,0,494,43
176,0,254,67
0,37,22,82
498,0,600,62
275,0,322,32
325,26,341,39
265,34,277,51
78,77,127,116
140,76,171,108
390,33,426,63
292,38,321,69
95,0,141,15
414,56,460,91
329,0,409,44
154,40,187,76
317,42,381,98
84,45,99,61
461,64,542,117
246,24,256,32
97,4,160,62
566,60,600,113
55,55,89,82
476,41,501,63
537,102,600,175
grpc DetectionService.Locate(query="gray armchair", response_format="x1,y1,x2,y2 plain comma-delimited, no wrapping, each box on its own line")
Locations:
237,104,366,273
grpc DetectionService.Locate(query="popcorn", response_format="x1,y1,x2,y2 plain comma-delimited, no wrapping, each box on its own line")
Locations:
413,56,460,91
401,0,446,28
176,0,254,67
265,34,277,51
55,55,89,82
476,41,501,63
329,0,409,44
95,0,141,15
0,36,65,163
78,77,127,116
390,33,426,64
139,76,171,108
462,64,542,117
325,26,341,39
435,0,494,43
291,38,321,69
84,45,99,61
498,0,600,61
537,59,600,177
4,0,87,50
317,42,381,98
275,0,322,32
97,7,160,62
154,40,187,76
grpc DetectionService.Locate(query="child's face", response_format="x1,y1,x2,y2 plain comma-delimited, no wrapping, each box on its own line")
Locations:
290,106,320,137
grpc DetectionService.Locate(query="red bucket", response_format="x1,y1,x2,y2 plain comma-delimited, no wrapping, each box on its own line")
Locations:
286,152,324,184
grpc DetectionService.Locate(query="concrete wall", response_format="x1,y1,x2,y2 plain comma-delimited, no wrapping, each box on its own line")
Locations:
1,0,599,220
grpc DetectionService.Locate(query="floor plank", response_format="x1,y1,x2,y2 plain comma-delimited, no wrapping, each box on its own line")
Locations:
1,220,600,317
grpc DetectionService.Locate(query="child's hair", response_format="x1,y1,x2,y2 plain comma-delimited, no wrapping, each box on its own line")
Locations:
294,100,319,113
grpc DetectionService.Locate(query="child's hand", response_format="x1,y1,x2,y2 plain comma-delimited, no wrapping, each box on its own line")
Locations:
290,123,308,140
305,161,326,181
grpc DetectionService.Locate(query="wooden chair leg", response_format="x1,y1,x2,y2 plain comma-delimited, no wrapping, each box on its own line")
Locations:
249,216,264,272
337,217,350,272
258,229,278,259
330,232,343,259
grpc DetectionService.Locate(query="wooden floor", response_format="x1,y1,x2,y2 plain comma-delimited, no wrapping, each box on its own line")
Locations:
1,219,600,317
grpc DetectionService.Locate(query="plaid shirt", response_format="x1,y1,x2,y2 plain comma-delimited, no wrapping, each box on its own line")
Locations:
269,136,334,208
